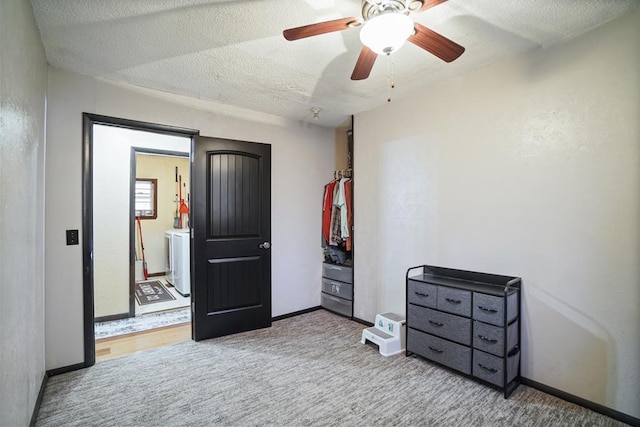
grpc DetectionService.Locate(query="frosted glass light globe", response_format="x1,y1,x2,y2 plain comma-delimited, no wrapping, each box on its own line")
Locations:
359,13,414,55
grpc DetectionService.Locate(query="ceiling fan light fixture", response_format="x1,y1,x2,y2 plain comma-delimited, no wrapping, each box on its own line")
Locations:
359,12,414,55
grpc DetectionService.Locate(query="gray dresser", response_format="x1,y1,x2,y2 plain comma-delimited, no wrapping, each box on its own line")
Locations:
406,265,522,398
321,263,353,318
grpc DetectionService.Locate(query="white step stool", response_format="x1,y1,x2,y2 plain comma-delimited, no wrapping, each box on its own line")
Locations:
361,312,406,357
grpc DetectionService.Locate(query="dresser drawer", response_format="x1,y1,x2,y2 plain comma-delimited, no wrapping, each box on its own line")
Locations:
473,292,518,326
437,286,471,316
408,328,471,374
473,349,520,388
321,278,353,301
408,305,471,345
473,320,519,357
322,263,352,284
321,292,352,317
407,280,437,308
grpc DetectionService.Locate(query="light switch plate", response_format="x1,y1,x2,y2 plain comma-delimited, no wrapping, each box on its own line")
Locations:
66,229,79,245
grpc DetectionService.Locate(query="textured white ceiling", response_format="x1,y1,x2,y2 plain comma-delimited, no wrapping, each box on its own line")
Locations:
30,0,638,128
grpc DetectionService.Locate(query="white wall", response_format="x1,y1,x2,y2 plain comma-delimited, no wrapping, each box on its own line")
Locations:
354,10,639,418
0,0,47,425
93,127,190,318
45,67,335,369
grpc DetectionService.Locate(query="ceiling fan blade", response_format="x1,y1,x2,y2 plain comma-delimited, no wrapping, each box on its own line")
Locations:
416,0,448,12
351,46,377,80
408,23,465,62
283,17,359,41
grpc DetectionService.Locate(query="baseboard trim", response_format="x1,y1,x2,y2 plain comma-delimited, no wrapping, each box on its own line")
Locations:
351,316,373,327
147,272,165,278
272,306,322,322
521,377,639,426
46,362,86,377
95,312,131,323
29,373,48,427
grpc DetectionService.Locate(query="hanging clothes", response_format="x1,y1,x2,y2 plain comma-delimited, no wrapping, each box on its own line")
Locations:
322,174,353,264
344,179,353,251
329,182,342,246
322,180,337,246
336,178,350,240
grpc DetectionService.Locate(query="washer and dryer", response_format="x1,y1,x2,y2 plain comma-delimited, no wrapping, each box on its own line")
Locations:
164,229,190,296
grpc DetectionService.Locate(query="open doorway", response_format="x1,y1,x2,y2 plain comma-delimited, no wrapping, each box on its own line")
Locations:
82,114,273,365
132,151,191,317
82,115,197,364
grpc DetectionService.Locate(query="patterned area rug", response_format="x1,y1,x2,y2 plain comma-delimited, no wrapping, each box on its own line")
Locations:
134,280,176,305
95,308,190,339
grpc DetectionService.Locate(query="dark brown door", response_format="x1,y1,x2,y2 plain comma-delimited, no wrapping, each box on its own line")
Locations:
191,136,271,341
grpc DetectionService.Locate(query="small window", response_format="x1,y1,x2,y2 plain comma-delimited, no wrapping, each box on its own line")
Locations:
135,178,157,219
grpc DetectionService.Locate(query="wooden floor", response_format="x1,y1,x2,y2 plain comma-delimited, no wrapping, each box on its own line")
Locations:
96,322,191,362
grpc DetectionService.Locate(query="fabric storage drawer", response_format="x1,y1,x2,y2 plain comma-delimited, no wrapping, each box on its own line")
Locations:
408,328,471,374
407,280,437,308
408,305,471,346
321,292,352,317
473,320,518,357
473,292,518,326
322,263,352,284
437,286,471,317
473,348,520,388
322,278,353,301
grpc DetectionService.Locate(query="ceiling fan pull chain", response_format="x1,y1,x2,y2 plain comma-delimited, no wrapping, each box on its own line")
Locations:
387,55,391,102
387,53,395,102
391,57,396,89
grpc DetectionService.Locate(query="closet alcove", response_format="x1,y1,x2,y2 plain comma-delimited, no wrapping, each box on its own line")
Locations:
321,125,354,318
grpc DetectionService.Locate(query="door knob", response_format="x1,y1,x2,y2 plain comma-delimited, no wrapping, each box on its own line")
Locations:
259,242,271,249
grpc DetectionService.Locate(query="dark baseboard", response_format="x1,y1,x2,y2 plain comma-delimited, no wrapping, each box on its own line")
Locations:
521,377,639,426
46,362,87,377
29,372,48,427
272,306,322,322
147,272,165,278
351,316,373,327
95,312,131,323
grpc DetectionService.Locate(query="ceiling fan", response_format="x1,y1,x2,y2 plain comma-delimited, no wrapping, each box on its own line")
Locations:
283,0,465,80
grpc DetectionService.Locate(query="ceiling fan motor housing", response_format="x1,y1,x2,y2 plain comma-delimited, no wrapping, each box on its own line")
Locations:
361,0,422,20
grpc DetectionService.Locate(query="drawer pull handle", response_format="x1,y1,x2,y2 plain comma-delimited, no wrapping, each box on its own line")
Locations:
428,320,444,327
478,334,498,343
327,266,342,271
415,291,430,297
445,298,462,304
478,306,498,313
428,346,443,354
478,363,498,374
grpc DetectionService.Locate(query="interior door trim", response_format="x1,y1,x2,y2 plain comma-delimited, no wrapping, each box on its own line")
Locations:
82,113,198,368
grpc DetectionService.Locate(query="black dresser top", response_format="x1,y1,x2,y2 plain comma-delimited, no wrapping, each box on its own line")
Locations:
408,265,521,296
